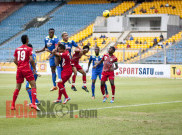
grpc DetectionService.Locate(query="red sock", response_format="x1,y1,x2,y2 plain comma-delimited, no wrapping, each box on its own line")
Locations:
58,89,63,100
72,75,76,87
83,75,86,87
101,85,105,95
58,82,64,100
111,85,115,99
31,88,37,105
12,89,19,106
62,88,68,99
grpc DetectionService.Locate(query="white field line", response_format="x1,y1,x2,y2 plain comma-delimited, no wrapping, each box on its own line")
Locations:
0,100,182,119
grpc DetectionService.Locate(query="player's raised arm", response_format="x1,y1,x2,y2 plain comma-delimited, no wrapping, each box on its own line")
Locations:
93,59,103,68
86,55,92,73
35,46,45,53
114,62,118,70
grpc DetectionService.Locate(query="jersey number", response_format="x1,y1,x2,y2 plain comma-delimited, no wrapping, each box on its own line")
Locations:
17,50,25,61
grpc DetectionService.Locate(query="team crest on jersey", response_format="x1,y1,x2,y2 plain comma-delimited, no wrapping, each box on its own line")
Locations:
110,58,113,62
104,56,107,60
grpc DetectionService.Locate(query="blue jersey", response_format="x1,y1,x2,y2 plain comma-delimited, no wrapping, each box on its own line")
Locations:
30,53,37,72
60,40,78,55
45,35,59,52
89,55,103,72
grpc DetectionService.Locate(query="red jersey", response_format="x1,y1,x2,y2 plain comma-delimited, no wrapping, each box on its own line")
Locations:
71,50,81,65
14,44,33,70
59,51,72,70
102,53,118,72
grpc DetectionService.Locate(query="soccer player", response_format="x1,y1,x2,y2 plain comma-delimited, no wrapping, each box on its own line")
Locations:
86,47,108,99
26,44,40,105
52,44,72,104
93,46,118,103
11,35,40,111
35,28,60,91
71,45,90,92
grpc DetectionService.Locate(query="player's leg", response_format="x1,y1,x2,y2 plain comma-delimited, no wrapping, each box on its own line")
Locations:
11,83,22,110
91,79,96,99
55,56,62,83
50,66,57,91
100,72,108,102
78,68,89,92
26,81,32,103
71,66,77,91
99,72,108,98
109,74,115,103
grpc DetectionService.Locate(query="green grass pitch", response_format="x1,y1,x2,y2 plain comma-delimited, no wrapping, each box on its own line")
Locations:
0,74,182,135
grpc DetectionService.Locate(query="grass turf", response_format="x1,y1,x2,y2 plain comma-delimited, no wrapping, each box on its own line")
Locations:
0,74,182,135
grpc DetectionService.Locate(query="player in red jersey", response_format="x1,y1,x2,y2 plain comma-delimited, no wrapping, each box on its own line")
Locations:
93,46,118,103
52,43,72,104
71,45,90,92
11,35,40,111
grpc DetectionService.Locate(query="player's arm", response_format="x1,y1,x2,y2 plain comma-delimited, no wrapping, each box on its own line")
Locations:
14,57,18,66
30,55,36,74
114,62,118,70
73,40,81,50
35,47,45,53
86,56,92,73
52,49,61,57
93,59,103,68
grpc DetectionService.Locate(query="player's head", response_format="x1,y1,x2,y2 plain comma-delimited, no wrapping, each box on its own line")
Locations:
95,47,100,56
62,32,68,41
83,45,90,54
49,28,55,38
58,43,65,53
21,35,29,45
108,46,115,54
28,44,33,49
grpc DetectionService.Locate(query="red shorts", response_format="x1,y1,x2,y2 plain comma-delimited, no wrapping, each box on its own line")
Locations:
16,68,35,84
72,63,83,71
101,71,114,82
61,69,72,84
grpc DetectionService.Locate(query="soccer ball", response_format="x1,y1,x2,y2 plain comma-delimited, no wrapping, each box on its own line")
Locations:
103,10,110,18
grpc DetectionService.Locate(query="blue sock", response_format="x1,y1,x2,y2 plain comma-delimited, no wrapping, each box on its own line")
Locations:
35,99,39,103
27,89,32,103
52,72,56,86
92,82,95,97
56,66,62,80
105,84,108,95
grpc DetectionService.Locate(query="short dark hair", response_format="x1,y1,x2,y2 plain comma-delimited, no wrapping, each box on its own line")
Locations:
83,45,90,50
95,46,100,50
28,44,33,48
49,28,55,31
110,46,116,52
58,43,65,50
21,35,28,44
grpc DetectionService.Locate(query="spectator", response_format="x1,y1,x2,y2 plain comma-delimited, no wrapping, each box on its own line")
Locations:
144,40,147,44
172,39,176,44
140,8,144,13
86,41,91,46
79,41,83,46
130,35,134,40
103,35,106,38
158,41,163,48
102,39,106,44
165,3,169,7
166,42,169,46
94,37,97,40
160,4,164,7
131,10,135,14
135,39,139,44
150,6,155,9
172,6,176,9
160,33,164,41
155,9,158,13
127,43,130,48
154,37,157,44
143,9,147,13
140,41,142,44
100,35,103,38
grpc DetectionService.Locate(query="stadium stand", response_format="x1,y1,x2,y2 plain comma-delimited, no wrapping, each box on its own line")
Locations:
132,0,182,18
110,1,135,16
0,2,62,45
68,0,112,4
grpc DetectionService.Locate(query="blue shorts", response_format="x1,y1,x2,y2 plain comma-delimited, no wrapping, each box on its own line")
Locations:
92,70,102,80
26,74,38,89
49,56,56,67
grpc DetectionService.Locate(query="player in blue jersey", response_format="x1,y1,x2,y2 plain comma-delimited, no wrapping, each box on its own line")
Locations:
26,44,40,104
57,32,82,89
86,47,108,99
35,28,60,91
